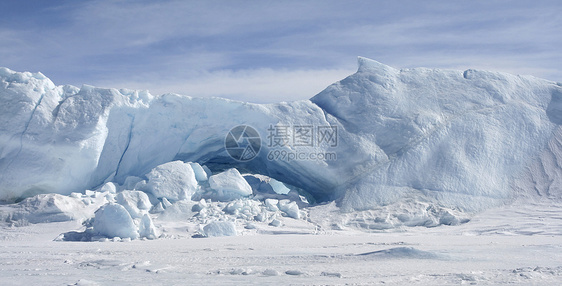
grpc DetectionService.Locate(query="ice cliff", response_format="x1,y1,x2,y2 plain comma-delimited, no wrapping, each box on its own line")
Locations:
1,57,561,213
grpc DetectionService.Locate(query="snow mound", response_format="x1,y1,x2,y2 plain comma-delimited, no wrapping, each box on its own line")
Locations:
16,194,89,223
2,193,107,225
357,247,443,259
309,199,469,231
72,279,100,286
202,221,237,237
93,203,139,239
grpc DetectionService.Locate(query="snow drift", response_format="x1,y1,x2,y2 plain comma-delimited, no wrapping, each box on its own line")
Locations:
1,58,561,214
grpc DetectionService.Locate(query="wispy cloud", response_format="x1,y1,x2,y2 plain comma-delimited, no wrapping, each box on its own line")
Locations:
96,68,353,104
0,0,560,102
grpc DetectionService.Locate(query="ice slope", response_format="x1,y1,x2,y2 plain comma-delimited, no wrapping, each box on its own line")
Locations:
0,58,561,213
312,58,562,211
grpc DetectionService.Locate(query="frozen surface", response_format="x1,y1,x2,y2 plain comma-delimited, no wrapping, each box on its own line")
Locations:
1,202,561,285
0,58,561,284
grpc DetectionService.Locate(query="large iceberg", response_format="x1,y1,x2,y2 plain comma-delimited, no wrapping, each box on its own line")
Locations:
0,58,561,214
312,58,562,210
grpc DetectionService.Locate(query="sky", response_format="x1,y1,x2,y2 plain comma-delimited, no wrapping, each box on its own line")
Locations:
1,0,561,103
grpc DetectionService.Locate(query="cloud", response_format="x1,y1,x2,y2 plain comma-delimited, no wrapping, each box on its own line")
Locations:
0,0,560,103
94,68,354,103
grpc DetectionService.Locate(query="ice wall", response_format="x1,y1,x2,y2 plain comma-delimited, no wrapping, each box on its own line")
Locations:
312,57,562,211
1,58,561,212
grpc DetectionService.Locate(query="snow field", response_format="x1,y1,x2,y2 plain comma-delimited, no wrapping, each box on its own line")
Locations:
1,202,562,285
0,58,561,284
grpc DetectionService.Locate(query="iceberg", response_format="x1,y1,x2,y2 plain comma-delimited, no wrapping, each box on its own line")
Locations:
0,57,561,215
311,58,562,211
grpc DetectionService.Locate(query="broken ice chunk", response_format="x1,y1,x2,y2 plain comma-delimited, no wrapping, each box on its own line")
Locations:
93,203,139,239
208,169,252,201
203,221,237,237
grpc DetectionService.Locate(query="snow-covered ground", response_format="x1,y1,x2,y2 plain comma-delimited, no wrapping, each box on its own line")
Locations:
1,58,562,285
1,201,561,285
